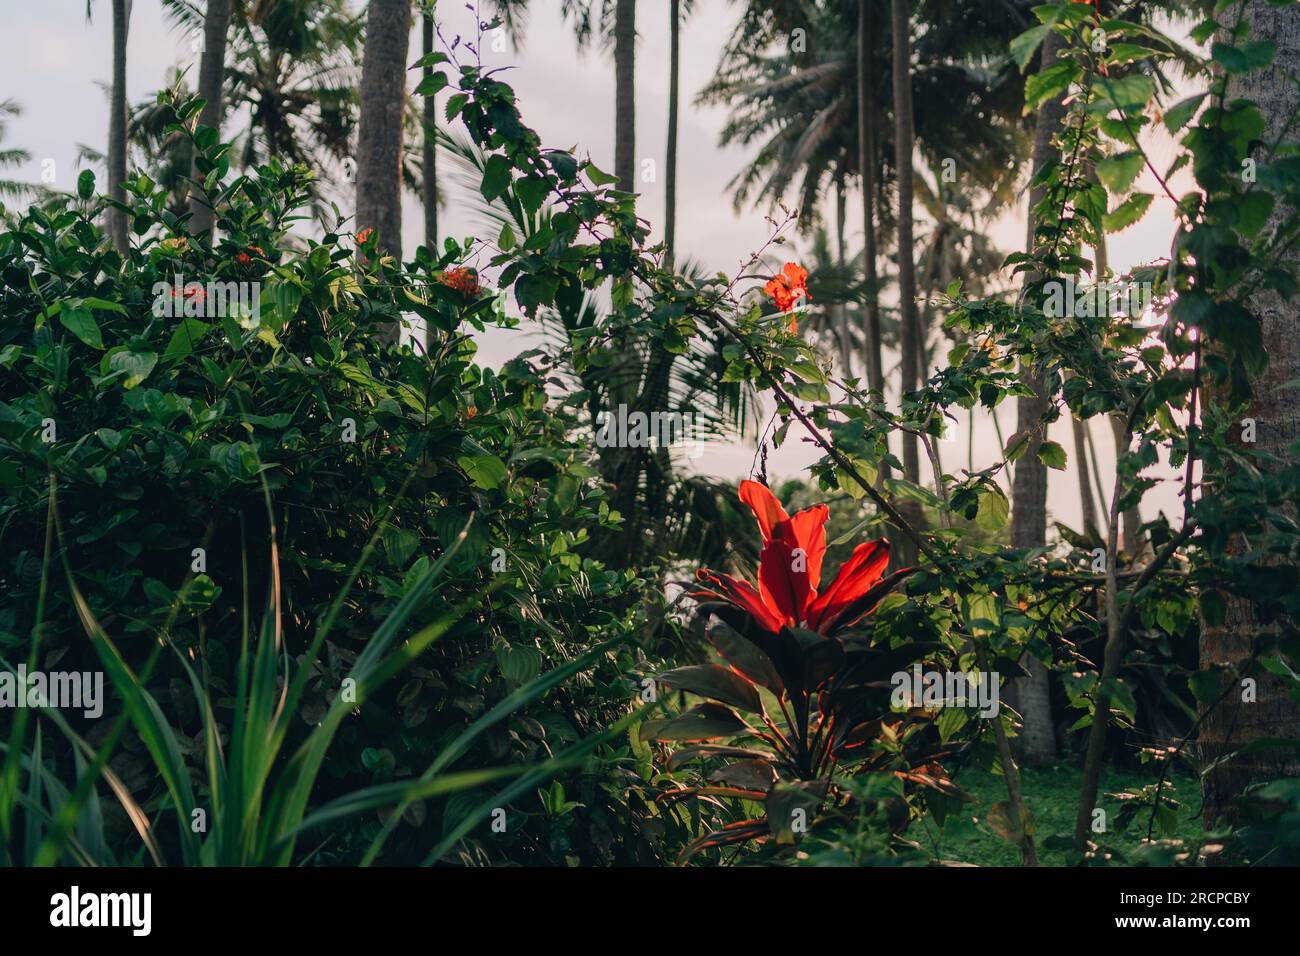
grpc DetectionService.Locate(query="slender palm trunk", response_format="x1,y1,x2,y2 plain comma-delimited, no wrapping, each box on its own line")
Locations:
188,0,232,238
1072,415,1100,538
1009,30,1067,766
889,0,921,566
664,0,679,266
835,182,853,375
1094,224,1142,556
857,0,883,397
108,0,130,254
1201,0,1300,828
357,0,411,344
422,9,438,255
614,0,636,192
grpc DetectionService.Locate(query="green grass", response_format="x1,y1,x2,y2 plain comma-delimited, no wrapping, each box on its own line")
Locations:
917,763,1204,866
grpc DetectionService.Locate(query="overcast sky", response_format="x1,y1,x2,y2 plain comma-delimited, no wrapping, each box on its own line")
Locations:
1,1,1200,531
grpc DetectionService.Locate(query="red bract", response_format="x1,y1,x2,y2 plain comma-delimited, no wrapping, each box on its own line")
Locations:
694,479,900,635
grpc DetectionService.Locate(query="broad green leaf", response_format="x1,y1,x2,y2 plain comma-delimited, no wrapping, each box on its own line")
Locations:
1037,439,1068,470
105,349,157,389
458,453,508,490
59,307,103,349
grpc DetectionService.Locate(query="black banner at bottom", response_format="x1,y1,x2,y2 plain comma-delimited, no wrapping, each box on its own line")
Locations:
0,865,1287,942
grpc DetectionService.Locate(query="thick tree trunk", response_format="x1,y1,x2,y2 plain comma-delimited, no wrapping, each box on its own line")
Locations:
1200,0,1300,829
857,0,883,397
188,0,232,238
614,0,636,192
889,0,922,567
422,9,438,255
356,0,412,263
108,0,130,254
1009,31,1067,766
664,0,679,266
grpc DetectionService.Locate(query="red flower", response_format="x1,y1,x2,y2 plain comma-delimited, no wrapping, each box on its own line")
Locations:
356,228,374,244
694,480,904,635
438,266,481,296
763,262,812,327
235,245,263,265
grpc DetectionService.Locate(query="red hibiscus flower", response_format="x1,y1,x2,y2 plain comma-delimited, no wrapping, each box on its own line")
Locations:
693,479,909,635
763,262,812,331
356,227,374,244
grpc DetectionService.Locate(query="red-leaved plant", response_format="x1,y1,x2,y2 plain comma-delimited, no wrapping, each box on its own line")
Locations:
645,481,964,862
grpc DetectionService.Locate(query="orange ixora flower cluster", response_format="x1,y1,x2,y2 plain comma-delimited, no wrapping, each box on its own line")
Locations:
764,262,811,331
356,227,374,244
438,266,481,296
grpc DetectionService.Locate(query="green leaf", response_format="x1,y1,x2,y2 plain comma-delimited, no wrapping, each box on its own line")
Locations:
1011,25,1050,72
458,453,508,490
496,643,542,685
415,71,448,96
480,154,512,202
59,306,103,349
162,319,210,362
584,162,619,187
1094,74,1155,113
1025,61,1079,111
77,170,95,200
497,221,517,251
1163,93,1206,133
976,485,1009,532
1103,192,1153,232
1095,151,1144,194
1037,439,1068,470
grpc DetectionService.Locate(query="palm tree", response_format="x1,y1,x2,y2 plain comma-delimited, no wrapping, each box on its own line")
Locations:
88,0,132,253
857,0,883,395
421,0,438,252
1200,0,1300,826
613,0,636,190
163,0,365,220
356,0,412,260
188,0,233,236
488,1,637,192
439,128,758,566
889,0,922,567
665,0,683,264
0,101,45,205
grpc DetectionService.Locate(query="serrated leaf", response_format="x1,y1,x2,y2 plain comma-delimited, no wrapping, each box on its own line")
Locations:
1037,439,1068,470
1103,192,1153,232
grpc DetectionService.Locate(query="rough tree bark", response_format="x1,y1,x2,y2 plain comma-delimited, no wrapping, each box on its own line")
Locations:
1008,30,1067,766
108,0,130,254
356,0,412,262
1200,0,1300,828
889,0,922,568
664,0,679,266
857,0,883,397
422,7,438,255
614,0,636,192
188,0,232,238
